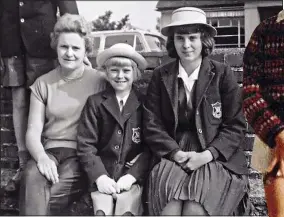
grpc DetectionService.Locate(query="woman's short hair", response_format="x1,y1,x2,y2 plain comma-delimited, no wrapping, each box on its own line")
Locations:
166,24,215,58
50,13,93,54
103,57,142,81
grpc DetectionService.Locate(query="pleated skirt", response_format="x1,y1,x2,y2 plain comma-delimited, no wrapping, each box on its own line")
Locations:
147,131,251,216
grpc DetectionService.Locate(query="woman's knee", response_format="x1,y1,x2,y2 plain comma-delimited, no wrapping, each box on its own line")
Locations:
161,199,183,215
182,200,208,216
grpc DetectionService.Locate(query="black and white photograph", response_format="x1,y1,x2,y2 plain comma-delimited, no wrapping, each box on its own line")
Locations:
0,0,283,216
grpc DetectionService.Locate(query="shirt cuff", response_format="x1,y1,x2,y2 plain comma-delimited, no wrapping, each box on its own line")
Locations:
167,148,181,161
206,147,219,160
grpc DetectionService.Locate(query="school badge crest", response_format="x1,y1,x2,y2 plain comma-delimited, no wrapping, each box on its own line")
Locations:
211,102,222,119
132,127,141,144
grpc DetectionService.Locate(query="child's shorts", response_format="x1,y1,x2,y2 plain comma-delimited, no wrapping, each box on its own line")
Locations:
91,184,143,215
1,55,56,87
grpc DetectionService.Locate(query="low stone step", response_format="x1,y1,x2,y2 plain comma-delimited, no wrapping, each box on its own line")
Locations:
0,169,266,215
0,192,267,216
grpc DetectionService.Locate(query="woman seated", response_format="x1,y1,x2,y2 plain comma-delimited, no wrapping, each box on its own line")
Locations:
20,14,106,215
77,43,150,216
143,7,251,216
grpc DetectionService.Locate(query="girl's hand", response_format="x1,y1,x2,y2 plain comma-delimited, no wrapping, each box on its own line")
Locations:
116,174,136,193
182,150,213,171
172,150,190,164
96,175,118,195
37,154,59,184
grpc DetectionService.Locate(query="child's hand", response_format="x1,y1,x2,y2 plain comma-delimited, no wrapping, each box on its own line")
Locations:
96,175,117,194
172,150,190,164
116,174,136,193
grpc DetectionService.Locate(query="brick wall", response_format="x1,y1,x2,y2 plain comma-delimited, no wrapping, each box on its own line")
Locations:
0,48,267,215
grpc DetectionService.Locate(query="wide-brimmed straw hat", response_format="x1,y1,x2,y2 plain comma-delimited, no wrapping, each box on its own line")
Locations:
96,43,147,70
161,7,217,37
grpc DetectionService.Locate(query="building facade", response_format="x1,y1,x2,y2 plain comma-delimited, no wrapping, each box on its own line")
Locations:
156,0,282,48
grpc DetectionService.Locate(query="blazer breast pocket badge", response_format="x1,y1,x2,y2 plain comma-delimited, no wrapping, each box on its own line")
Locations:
211,101,222,119
132,127,141,144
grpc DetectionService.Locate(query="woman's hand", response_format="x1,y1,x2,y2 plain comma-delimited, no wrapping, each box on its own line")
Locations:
96,175,118,195
37,154,59,184
172,150,190,164
182,150,213,171
116,174,136,193
267,131,284,176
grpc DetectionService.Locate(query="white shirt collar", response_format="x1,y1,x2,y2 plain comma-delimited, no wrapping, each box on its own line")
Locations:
116,92,130,107
178,61,200,81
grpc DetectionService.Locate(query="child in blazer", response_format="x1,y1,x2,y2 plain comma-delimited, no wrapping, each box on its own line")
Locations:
77,43,150,216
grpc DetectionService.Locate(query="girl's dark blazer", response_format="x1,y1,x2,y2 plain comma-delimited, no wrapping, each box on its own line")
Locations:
143,57,248,175
77,85,150,189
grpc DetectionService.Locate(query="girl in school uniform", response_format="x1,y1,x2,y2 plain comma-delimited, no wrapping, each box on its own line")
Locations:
77,43,150,216
143,7,251,216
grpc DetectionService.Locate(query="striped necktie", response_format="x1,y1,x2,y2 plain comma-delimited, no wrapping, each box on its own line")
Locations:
178,77,193,110
119,99,124,112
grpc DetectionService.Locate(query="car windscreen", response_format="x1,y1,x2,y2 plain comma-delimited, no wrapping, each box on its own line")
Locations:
145,34,166,52
105,35,135,49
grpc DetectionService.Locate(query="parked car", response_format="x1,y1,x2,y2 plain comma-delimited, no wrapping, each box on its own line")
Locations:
88,30,169,69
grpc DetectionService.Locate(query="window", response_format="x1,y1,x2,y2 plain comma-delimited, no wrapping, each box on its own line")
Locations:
89,36,100,56
135,36,144,51
93,37,100,51
218,18,231,27
104,35,135,49
145,34,166,52
208,16,244,48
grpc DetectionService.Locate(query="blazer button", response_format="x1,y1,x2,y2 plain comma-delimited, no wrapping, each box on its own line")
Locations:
117,130,122,135
20,18,25,23
19,1,24,6
114,145,120,150
196,111,199,115
198,128,202,134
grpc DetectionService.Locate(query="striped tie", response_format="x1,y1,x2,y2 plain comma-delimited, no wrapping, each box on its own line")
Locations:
178,78,193,110
119,99,124,112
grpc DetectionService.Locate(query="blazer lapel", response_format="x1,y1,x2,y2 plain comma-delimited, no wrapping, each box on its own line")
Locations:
161,60,179,129
102,86,123,128
194,57,215,109
121,89,141,124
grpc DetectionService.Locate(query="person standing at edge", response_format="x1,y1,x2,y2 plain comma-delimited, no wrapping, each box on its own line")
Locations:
0,0,78,192
143,7,251,216
243,10,284,217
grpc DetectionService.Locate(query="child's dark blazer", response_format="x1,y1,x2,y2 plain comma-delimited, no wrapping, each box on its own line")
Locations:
77,84,150,190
